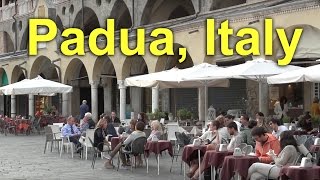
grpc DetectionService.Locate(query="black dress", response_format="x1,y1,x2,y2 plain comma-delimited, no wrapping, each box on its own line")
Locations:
94,128,105,152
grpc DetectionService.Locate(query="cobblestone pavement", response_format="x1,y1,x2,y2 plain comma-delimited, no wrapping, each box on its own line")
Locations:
0,133,186,180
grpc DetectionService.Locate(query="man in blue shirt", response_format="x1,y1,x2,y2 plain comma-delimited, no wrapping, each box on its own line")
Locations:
61,116,82,152
79,100,89,119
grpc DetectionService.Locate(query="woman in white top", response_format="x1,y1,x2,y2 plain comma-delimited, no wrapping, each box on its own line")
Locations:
247,130,298,180
274,96,288,123
147,120,162,141
187,120,220,179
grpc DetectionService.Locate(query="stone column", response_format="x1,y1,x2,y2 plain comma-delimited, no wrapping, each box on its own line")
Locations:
28,94,34,117
11,95,16,118
90,81,99,122
70,81,80,117
131,87,142,114
118,80,126,121
152,86,159,113
62,93,70,117
198,87,205,121
259,82,269,116
102,78,112,114
161,89,170,113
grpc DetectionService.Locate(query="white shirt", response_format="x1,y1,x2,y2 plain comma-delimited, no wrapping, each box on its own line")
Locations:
218,127,231,143
274,101,288,119
272,125,288,139
234,120,242,132
199,131,219,144
227,133,242,151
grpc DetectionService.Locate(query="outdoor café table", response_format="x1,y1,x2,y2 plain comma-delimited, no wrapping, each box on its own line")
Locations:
144,140,173,175
201,150,233,180
280,165,320,180
182,145,207,180
220,155,259,180
111,137,121,151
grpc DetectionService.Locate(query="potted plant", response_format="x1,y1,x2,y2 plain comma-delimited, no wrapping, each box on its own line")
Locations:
147,109,165,121
282,116,291,128
311,116,320,128
43,104,53,115
177,108,193,120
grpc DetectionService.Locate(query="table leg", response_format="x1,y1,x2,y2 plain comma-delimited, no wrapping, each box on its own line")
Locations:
198,150,201,180
211,166,216,180
158,154,160,175
147,158,149,173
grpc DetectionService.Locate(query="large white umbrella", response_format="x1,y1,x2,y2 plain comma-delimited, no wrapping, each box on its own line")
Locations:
183,58,303,115
125,63,229,89
267,64,320,84
0,76,73,95
125,63,229,121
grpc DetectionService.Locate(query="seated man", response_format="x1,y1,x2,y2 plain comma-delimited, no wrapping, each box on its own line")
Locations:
104,121,146,169
61,116,82,152
240,114,255,147
80,112,96,135
251,127,281,163
227,122,242,151
269,118,288,139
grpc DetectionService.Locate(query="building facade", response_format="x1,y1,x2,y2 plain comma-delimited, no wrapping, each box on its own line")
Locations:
0,0,320,121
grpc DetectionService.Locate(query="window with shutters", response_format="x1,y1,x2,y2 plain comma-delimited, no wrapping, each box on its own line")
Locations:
314,83,320,99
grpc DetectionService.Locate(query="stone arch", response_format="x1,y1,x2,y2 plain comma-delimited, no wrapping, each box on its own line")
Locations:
0,68,8,86
210,0,246,11
155,43,194,72
1,31,14,53
140,0,195,25
73,7,100,36
29,56,59,81
109,0,132,30
271,24,320,61
11,65,26,83
64,58,89,84
92,56,116,82
122,56,149,79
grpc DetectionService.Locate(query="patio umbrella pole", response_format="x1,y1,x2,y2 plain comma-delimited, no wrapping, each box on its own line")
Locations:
204,84,208,125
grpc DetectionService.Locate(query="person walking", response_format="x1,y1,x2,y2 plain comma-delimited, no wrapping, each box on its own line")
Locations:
80,100,89,120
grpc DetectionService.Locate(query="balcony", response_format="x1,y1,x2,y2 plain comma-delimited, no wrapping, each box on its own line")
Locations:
0,0,34,22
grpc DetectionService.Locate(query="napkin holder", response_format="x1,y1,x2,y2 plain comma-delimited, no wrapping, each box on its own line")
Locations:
151,135,159,142
218,144,228,152
233,147,242,157
314,138,320,145
300,157,313,168
193,139,201,146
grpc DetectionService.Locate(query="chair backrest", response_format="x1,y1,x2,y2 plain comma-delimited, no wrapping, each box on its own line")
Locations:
53,123,64,128
44,126,54,141
85,129,95,147
167,124,179,141
88,137,99,153
160,118,165,125
50,125,60,134
144,128,152,138
130,136,147,155
242,145,253,155
238,143,247,150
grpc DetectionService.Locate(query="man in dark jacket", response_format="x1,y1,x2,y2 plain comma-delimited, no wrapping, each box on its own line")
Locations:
80,100,89,119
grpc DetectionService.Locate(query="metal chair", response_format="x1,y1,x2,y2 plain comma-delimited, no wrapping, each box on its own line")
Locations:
87,137,110,169
117,136,147,172
238,143,247,151
43,126,61,154
242,145,253,155
170,131,191,173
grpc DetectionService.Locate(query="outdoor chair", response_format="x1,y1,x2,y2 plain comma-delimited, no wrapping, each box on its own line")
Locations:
170,131,191,174
167,123,180,142
82,129,96,160
117,136,147,172
88,137,111,169
242,145,253,155
49,125,62,149
238,143,247,151
43,126,62,154
60,135,75,158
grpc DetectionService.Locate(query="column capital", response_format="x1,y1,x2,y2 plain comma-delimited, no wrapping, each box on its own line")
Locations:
90,81,100,88
117,80,126,89
152,85,159,90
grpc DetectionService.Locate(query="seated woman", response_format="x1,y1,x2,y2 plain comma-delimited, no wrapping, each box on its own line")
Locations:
138,112,148,126
104,121,146,169
147,120,163,141
298,112,317,134
187,120,220,178
93,118,111,152
103,115,118,141
247,130,298,180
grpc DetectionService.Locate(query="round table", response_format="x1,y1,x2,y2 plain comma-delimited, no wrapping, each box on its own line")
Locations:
201,150,234,180
144,140,173,175
220,155,259,180
280,165,320,180
182,145,207,180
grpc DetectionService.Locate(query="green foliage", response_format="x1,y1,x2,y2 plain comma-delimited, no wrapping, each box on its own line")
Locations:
147,109,165,120
177,108,193,120
43,104,53,114
311,116,320,125
282,116,291,123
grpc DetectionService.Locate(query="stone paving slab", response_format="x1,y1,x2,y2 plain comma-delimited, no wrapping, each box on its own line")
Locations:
0,133,186,180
